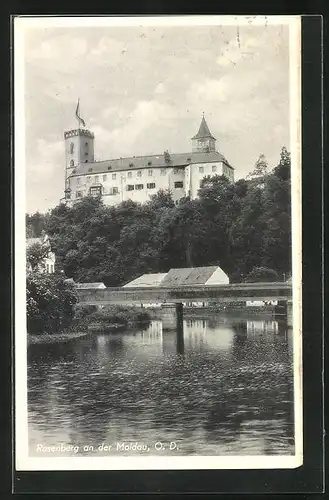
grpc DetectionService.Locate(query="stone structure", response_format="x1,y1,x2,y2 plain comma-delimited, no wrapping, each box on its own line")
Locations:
62,115,234,206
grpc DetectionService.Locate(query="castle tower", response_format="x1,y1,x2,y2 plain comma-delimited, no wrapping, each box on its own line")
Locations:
63,128,95,197
191,114,216,153
63,101,95,198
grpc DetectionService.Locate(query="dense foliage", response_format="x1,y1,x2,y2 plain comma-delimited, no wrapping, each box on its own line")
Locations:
26,212,46,238
26,241,51,272
30,147,291,286
27,274,77,334
76,304,150,328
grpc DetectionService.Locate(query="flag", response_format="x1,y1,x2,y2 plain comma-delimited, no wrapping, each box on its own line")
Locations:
75,99,86,128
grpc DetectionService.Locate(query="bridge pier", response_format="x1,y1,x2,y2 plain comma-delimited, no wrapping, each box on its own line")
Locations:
274,300,293,327
287,300,293,328
161,303,184,354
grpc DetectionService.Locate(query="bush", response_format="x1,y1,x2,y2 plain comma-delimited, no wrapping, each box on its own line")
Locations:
27,273,77,334
85,305,150,327
244,266,279,283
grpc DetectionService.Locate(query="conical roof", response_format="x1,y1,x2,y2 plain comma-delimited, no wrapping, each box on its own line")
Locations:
192,115,216,140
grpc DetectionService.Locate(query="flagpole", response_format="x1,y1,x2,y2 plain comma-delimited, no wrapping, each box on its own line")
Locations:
77,98,80,130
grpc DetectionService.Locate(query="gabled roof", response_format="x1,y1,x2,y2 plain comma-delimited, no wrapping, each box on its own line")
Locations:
70,150,232,177
192,116,216,141
160,266,219,287
123,273,168,288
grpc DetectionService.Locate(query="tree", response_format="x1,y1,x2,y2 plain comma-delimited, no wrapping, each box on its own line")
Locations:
247,153,269,179
26,241,51,272
26,274,77,334
26,211,46,238
273,146,291,181
244,266,279,283
40,148,291,287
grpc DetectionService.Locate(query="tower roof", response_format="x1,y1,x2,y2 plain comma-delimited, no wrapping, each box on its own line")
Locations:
192,115,216,140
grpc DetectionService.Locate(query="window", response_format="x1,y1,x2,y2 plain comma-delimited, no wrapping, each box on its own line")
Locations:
76,191,83,198
113,186,119,194
85,152,88,156
147,183,156,189
103,174,107,181
85,141,89,149
187,157,191,163
70,143,74,154
107,165,112,170
112,173,116,180
135,184,144,190
127,184,134,191
87,176,91,183
85,160,88,163
77,178,80,185
95,176,99,183
199,166,204,173
148,161,152,166
160,169,166,176
128,172,132,178
173,168,180,174
137,170,142,178
212,165,217,172
148,169,153,176
70,159,74,167
72,169,76,174
88,167,93,172
174,181,183,189
89,186,102,197
129,163,134,167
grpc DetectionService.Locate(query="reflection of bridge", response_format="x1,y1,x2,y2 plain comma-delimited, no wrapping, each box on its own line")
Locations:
77,282,293,337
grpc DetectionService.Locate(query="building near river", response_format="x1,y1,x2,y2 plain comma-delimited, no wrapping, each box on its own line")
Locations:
62,114,234,206
123,266,229,307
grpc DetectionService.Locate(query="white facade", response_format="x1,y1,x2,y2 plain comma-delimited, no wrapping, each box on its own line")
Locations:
63,116,234,206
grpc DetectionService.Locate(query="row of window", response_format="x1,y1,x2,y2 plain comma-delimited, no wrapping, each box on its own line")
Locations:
71,164,232,188
126,183,156,191
72,164,222,178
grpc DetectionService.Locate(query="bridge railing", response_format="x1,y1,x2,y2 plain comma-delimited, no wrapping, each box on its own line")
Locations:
76,282,292,305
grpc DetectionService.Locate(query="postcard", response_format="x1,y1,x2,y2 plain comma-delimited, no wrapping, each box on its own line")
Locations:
15,14,302,471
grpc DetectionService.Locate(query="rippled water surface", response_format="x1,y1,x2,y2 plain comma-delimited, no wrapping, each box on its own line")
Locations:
28,315,295,456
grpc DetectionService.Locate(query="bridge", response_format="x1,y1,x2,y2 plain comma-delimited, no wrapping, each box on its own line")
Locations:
77,282,292,305
77,282,293,332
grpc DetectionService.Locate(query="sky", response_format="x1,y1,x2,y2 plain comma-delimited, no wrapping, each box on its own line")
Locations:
20,18,293,214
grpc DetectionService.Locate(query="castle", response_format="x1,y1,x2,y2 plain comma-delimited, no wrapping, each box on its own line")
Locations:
62,114,234,206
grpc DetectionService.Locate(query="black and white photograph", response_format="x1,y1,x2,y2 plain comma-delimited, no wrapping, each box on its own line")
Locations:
15,15,302,471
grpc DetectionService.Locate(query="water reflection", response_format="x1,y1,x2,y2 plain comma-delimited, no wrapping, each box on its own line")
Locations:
28,314,294,457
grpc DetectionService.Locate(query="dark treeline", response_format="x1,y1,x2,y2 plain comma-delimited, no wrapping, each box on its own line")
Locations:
27,147,291,286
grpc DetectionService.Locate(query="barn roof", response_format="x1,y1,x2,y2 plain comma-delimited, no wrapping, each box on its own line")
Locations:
123,273,168,288
160,266,219,287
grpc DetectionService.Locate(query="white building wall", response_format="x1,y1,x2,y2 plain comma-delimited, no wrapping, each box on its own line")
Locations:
68,160,234,205
69,165,186,205
189,161,234,199
205,267,229,285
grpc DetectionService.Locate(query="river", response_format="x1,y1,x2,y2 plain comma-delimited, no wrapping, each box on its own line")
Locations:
27,314,295,457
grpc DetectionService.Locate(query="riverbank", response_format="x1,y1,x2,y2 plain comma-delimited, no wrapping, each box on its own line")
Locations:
27,330,90,345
